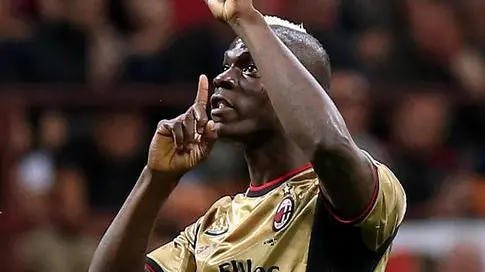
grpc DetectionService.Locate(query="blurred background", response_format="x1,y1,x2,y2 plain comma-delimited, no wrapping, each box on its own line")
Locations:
0,0,485,271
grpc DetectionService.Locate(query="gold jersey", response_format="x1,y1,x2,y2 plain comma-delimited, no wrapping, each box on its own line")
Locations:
146,156,406,272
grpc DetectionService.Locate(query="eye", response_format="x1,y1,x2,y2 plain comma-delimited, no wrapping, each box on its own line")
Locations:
222,64,230,71
243,64,258,75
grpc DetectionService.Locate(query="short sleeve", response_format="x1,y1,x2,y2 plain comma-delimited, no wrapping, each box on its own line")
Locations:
357,160,407,251
145,218,202,272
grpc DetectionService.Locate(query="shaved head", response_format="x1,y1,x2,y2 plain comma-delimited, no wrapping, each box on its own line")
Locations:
270,24,331,90
231,16,332,91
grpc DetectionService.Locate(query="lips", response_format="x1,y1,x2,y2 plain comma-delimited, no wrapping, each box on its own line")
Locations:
210,93,236,122
211,94,235,110
216,100,230,109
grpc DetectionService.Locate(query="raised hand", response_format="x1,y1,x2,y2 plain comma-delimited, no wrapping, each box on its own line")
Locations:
147,75,217,176
203,0,257,24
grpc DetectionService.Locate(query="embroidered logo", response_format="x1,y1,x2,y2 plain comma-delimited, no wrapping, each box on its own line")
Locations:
205,226,229,236
273,197,295,231
263,238,278,246
204,216,229,236
196,245,216,257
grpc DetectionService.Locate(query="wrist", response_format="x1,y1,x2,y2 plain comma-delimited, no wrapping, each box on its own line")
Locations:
143,166,183,185
229,9,264,32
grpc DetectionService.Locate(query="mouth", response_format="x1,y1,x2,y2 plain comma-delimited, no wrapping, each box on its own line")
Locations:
211,94,235,111
210,94,237,122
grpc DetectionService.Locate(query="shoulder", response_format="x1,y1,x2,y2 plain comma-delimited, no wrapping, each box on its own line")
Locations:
363,150,406,201
371,157,406,210
206,195,235,212
197,195,235,226
332,152,407,251
358,153,407,229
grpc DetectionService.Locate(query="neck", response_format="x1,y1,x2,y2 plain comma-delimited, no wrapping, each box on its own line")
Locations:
244,132,310,187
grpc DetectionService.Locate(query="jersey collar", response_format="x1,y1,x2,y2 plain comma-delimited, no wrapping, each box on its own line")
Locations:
246,163,313,197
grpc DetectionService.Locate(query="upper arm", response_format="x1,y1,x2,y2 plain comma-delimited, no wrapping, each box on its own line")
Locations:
313,142,376,220
321,158,406,243
145,218,202,272
309,162,405,270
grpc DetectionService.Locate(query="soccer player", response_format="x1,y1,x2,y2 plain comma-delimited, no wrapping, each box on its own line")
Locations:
89,0,406,271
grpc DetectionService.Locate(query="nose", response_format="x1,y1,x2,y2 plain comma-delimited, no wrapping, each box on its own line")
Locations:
213,68,236,90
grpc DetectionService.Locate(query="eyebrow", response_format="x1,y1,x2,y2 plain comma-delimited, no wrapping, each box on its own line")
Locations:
223,49,252,64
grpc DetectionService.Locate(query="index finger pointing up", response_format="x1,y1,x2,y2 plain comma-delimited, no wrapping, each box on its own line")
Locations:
195,74,209,106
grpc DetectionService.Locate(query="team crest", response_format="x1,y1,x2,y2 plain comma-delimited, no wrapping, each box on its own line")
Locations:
205,216,229,236
205,226,229,236
273,197,295,231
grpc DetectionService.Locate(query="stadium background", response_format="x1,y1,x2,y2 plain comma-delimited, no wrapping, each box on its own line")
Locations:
1,0,485,271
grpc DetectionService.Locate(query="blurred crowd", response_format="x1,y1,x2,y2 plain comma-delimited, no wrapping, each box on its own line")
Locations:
1,0,485,271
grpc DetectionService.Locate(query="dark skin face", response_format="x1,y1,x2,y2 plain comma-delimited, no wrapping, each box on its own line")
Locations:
209,38,310,187
210,39,279,144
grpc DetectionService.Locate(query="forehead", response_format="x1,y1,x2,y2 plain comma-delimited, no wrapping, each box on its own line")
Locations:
224,38,250,60
230,38,245,49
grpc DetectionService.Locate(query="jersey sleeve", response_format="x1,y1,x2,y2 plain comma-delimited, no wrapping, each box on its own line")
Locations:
320,152,406,250
356,159,407,251
145,217,202,272
311,159,406,272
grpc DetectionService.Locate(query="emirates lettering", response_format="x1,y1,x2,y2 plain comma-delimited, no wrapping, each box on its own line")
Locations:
218,259,280,272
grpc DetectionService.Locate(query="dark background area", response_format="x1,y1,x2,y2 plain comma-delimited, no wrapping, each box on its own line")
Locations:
1,0,485,271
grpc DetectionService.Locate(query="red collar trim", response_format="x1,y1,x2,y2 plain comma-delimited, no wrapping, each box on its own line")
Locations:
248,163,313,193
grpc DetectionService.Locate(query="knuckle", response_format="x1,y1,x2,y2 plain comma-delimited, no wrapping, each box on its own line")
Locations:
197,100,207,107
190,106,201,117
173,115,186,126
157,120,171,131
157,119,168,127
194,106,207,118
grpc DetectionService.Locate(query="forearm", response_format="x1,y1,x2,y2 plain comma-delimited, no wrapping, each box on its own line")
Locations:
230,13,350,155
89,167,180,272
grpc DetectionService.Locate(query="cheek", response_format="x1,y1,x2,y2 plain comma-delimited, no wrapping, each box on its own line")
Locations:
253,98,278,129
238,80,277,121
238,81,266,108
242,89,272,116
257,87,278,119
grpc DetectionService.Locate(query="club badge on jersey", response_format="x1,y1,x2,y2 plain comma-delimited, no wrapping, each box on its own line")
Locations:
273,183,295,232
205,216,230,236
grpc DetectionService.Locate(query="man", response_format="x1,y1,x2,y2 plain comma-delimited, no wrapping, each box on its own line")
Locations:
89,0,406,271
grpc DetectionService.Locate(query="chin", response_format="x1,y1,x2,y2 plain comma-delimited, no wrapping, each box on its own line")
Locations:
214,122,244,139
214,122,266,146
